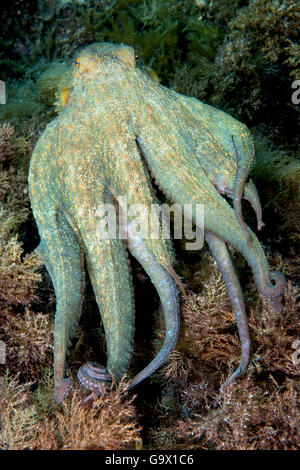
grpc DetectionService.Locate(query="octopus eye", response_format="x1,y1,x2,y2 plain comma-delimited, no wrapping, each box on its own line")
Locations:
74,58,80,69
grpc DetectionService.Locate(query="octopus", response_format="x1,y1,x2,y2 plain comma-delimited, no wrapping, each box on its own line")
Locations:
28,43,286,403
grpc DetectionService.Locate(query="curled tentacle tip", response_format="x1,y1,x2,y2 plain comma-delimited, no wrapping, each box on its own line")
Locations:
220,364,245,393
220,377,233,393
270,271,287,297
180,285,188,301
220,380,232,394
77,361,113,394
54,378,71,403
257,221,265,231
257,271,286,308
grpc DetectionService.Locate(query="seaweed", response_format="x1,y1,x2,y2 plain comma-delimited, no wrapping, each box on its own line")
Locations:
0,372,141,450
146,268,300,450
207,0,300,150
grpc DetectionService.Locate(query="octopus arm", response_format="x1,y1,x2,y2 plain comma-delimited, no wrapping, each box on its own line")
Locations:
77,221,135,383
205,232,250,389
125,223,180,389
136,134,285,308
34,209,85,403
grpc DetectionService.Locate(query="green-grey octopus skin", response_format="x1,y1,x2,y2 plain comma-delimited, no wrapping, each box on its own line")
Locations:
28,42,286,402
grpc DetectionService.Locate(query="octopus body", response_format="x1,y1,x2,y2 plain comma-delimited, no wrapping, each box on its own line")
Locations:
28,43,286,402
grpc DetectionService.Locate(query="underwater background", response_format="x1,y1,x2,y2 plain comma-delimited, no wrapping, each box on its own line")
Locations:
0,0,299,450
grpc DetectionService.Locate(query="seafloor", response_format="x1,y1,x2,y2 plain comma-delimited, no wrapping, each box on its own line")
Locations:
0,0,299,450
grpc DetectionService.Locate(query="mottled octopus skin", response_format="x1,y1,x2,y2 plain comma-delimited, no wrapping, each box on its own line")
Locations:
28,43,285,402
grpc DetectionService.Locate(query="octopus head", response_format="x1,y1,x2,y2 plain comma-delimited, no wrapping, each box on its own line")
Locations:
74,42,137,77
